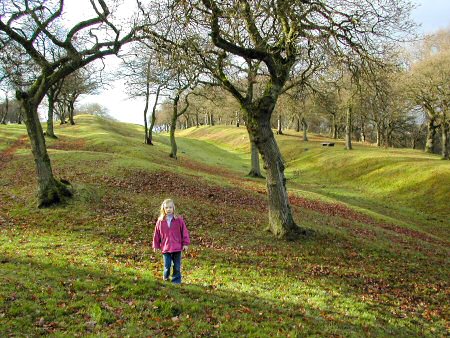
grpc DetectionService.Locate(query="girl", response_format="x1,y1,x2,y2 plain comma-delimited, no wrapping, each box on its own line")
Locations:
152,199,190,284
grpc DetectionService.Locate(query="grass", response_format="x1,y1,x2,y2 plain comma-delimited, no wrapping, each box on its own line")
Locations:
0,124,28,152
0,116,448,337
180,127,449,233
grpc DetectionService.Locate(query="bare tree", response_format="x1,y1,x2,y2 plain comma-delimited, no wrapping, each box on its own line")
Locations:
405,30,450,159
0,0,140,207
144,0,415,239
0,90,9,124
45,79,64,138
59,67,101,125
120,43,170,145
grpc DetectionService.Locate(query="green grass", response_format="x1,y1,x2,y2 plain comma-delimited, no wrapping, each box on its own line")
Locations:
181,127,449,233
0,116,448,337
0,123,27,151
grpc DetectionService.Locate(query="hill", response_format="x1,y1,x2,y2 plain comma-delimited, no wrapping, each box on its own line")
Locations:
179,126,449,236
0,116,448,337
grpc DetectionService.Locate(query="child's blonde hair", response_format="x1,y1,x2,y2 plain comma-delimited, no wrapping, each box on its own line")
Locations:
158,198,177,221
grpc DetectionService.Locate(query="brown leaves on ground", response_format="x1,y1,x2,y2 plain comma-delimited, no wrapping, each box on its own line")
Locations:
100,169,267,212
289,196,445,245
180,157,242,181
0,136,29,170
47,137,86,151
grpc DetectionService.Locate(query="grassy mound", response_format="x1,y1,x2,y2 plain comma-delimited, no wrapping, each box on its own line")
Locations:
180,126,449,231
0,116,448,337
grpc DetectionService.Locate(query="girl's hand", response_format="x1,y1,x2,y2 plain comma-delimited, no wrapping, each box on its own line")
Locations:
153,248,160,253
183,246,188,251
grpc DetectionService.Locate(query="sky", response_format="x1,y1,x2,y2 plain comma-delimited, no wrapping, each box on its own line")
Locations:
71,0,450,125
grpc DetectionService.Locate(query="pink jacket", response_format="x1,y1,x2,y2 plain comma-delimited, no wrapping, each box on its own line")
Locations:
152,216,190,253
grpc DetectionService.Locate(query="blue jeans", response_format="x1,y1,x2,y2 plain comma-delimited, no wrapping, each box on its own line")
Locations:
163,251,182,284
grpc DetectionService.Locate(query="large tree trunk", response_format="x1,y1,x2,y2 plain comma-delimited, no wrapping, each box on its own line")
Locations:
250,119,301,239
248,140,263,178
345,105,352,150
18,94,72,207
425,117,436,153
245,99,303,239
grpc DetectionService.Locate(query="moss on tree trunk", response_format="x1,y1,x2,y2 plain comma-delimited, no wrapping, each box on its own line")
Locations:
441,119,449,160
247,140,263,178
19,94,72,207
425,117,436,153
345,105,353,150
245,99,305,240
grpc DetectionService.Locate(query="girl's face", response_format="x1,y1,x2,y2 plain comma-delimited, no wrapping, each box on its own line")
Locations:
164,202,174,215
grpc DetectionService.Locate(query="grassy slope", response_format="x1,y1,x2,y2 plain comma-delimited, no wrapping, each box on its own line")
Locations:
179,126,450,237
0,116,448,337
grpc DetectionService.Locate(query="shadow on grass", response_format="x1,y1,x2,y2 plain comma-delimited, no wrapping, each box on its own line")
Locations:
0,252,438,337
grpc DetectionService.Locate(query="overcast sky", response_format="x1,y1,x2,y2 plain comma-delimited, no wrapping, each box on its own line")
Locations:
74,0,450,125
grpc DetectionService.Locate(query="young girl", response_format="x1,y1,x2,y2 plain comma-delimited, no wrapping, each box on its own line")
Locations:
152,199,190,284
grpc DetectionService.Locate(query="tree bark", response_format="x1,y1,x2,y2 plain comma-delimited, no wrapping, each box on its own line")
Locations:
277,114,283,134
249,118,300,239
425,117,436,153
0,109,6,124
57,102,67,125
148,85,162,145
18,93,72,207
245,97,303,239
1,95,8,124
441,117,449,160
301,117,308,141
143,71,151,144
247,140,263,178
46,89,57,139
360,119,366,143
331,113,338,139
376,122,382,147
345,105,352,150
169,117,178,158
68,99,76,125
169,94,180,159
385,122,393,148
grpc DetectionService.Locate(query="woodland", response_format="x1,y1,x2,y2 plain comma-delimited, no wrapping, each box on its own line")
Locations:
0,1,449,336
